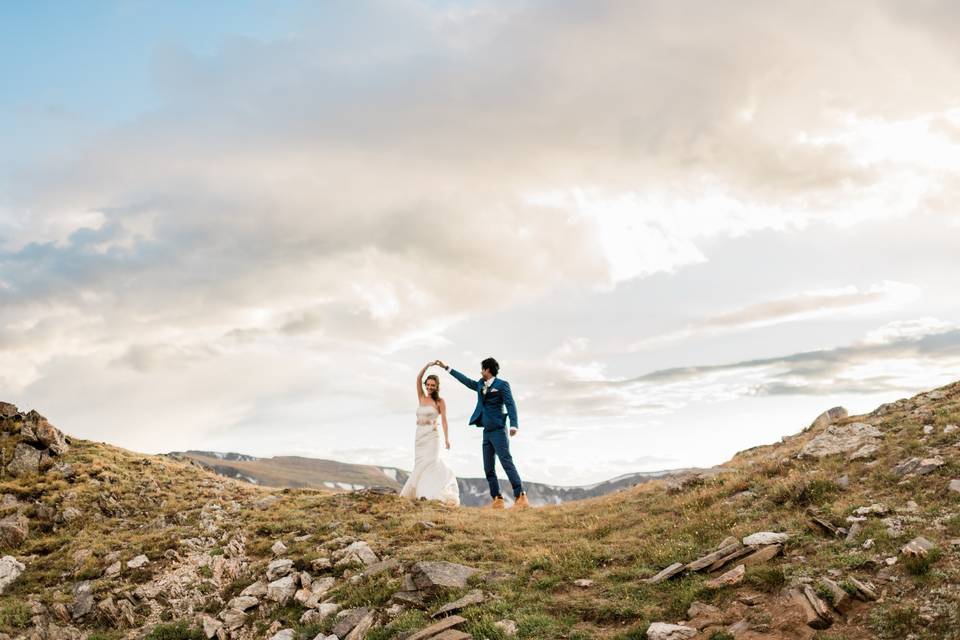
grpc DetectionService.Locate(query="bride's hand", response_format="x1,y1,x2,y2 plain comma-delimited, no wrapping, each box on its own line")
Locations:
445,440,451,450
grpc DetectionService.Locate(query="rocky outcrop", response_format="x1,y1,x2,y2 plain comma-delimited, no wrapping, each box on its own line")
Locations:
0,555,24,594
2,405,70,477
798,422,883,459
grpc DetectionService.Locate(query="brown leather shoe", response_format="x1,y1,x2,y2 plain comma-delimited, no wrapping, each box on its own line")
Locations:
491,496,505,510
511,493,530,509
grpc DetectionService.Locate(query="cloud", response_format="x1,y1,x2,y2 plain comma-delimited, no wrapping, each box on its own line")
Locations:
631,281,921,349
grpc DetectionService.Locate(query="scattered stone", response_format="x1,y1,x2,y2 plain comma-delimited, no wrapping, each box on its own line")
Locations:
901,536,936,557
317,602,341,618
333,541,379,567
5,443,42,476
743,532,790,546
845,522,863,545
573,579,593,588
269,629,294,640
418,521,437,530
391,590,427,609
70,581,94,619
0,514,28,549
646,622,697,640
687,541,742,571
332,608,373,638
893,456,945,477
0,556,24,595
644,562,685,584
882,517,905,538
949,479,960,494
227,596,259,611
266,575,298,603
862,539,875,550
737,593,763,606
853,503,889,517
363,557,399,578
798,422,882,459
809,514,843,538
944,424,958,434
848,443,880,461
271,540,288,556
494,619,518,636
819,577,851,613
791,587,831,629
705,564,744,589
311,557,332,572
266,559,294,580
411,561,478,593
686,601,723,630
741,544,782,567
406,615,468,640
836,474,850,490
344,610,376,640
432,589,487,618
220,609,248,630
127,554,149,569
431,631,471,640
847,576,878,601
201,615,222,639
240,580,267,597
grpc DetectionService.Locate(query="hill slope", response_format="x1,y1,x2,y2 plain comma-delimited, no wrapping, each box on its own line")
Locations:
1,383,959,640
169,451,710,508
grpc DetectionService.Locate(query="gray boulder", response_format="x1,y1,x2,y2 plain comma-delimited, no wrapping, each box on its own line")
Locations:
411,561,478,593
0,514,28,548
20,411,69,455
6,443,42,476
798,422,882,459
0,555,25,594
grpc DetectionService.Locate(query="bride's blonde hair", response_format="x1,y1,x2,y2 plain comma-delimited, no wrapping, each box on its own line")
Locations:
424,374,442,405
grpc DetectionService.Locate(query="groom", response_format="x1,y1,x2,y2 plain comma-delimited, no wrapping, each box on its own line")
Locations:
436,357,528,510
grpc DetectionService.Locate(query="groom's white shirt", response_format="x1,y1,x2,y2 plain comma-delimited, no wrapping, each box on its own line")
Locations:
483,376,496,394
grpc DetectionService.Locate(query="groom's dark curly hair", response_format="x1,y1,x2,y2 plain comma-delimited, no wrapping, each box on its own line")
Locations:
481,357,500,377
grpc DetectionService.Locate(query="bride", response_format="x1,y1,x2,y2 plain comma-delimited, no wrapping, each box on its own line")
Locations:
400,362,461,506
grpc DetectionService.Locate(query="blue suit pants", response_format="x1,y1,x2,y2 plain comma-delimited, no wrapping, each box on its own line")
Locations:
482,427,523,499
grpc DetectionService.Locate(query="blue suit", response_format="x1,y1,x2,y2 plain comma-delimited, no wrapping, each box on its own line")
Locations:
448,368,523,499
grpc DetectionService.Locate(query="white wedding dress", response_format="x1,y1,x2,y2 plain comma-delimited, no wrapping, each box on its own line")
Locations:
400,405,461,506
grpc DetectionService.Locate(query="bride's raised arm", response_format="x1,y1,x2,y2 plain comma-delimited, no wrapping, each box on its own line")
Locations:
416,363,430,400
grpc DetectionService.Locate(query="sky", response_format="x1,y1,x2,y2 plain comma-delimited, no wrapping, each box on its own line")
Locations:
2,0,960,486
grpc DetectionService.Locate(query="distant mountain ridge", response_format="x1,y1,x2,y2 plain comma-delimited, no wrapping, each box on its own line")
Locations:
168,449,709,506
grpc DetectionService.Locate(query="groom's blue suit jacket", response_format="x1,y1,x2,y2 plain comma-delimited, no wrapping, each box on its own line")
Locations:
448,369,519,432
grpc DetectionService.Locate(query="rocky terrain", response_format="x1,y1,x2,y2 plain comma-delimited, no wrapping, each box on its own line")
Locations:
2,382,960,639
170,452,704,507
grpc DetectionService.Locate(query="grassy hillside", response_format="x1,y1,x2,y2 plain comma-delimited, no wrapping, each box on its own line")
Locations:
1,382,959,640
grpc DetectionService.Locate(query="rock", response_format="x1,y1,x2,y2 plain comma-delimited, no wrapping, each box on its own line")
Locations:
317,603,341,618
344,610,376,640
949,479,960,494
300,610,323,625
266,558,294,580
333,541,379,567
271,540,288,555
809,514,843,538
704,564,744,589
70,581,94,619
494,619,518,636
741,544,782,567
363,557,399,578
391,590,427,609
22,413,69,456
311,557,332,572
0,514,28,548
743,532,790,546
311,576,336,597
798,422,882,459
432,589,487,618
893,456,945,477
406,616,468,640
201,615,222,639
220,609,248,630
240,580,267,597
809,407,848,431
836,474,850,490
944,424,958,434
862,538,875,549
431,632,471,640
573,579,593,588
269,630,294,640
853,503,889,516
127,554,149,569
0,402,17,417
901,536,936,557
332,608,372,638
6,443,42,476
847,576,878,601
644,562,685,584
882,517,905,538
646,622,697,640
687,541,742,571
411,561,478,593
0,556,25,594
791,587,832,629
266,575,298,603
819,577,851,613
227,596,259,611
923,424,935,435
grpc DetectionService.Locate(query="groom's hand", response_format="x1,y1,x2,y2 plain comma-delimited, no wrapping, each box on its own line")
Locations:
509,429,517,437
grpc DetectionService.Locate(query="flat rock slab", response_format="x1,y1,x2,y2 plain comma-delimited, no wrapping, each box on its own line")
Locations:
644,562,684,584
333,608,372,639
407,615,467,640
646,622,697,640
798,422,882,459
704,564,744,589
412,561,478,592
741,544,782,567
432,589,486,618
432,631,472,640
687,542,742,571
743,532,790,546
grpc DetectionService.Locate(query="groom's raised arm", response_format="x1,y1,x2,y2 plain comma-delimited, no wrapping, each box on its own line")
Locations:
445,366,479,391
501,381,519,429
